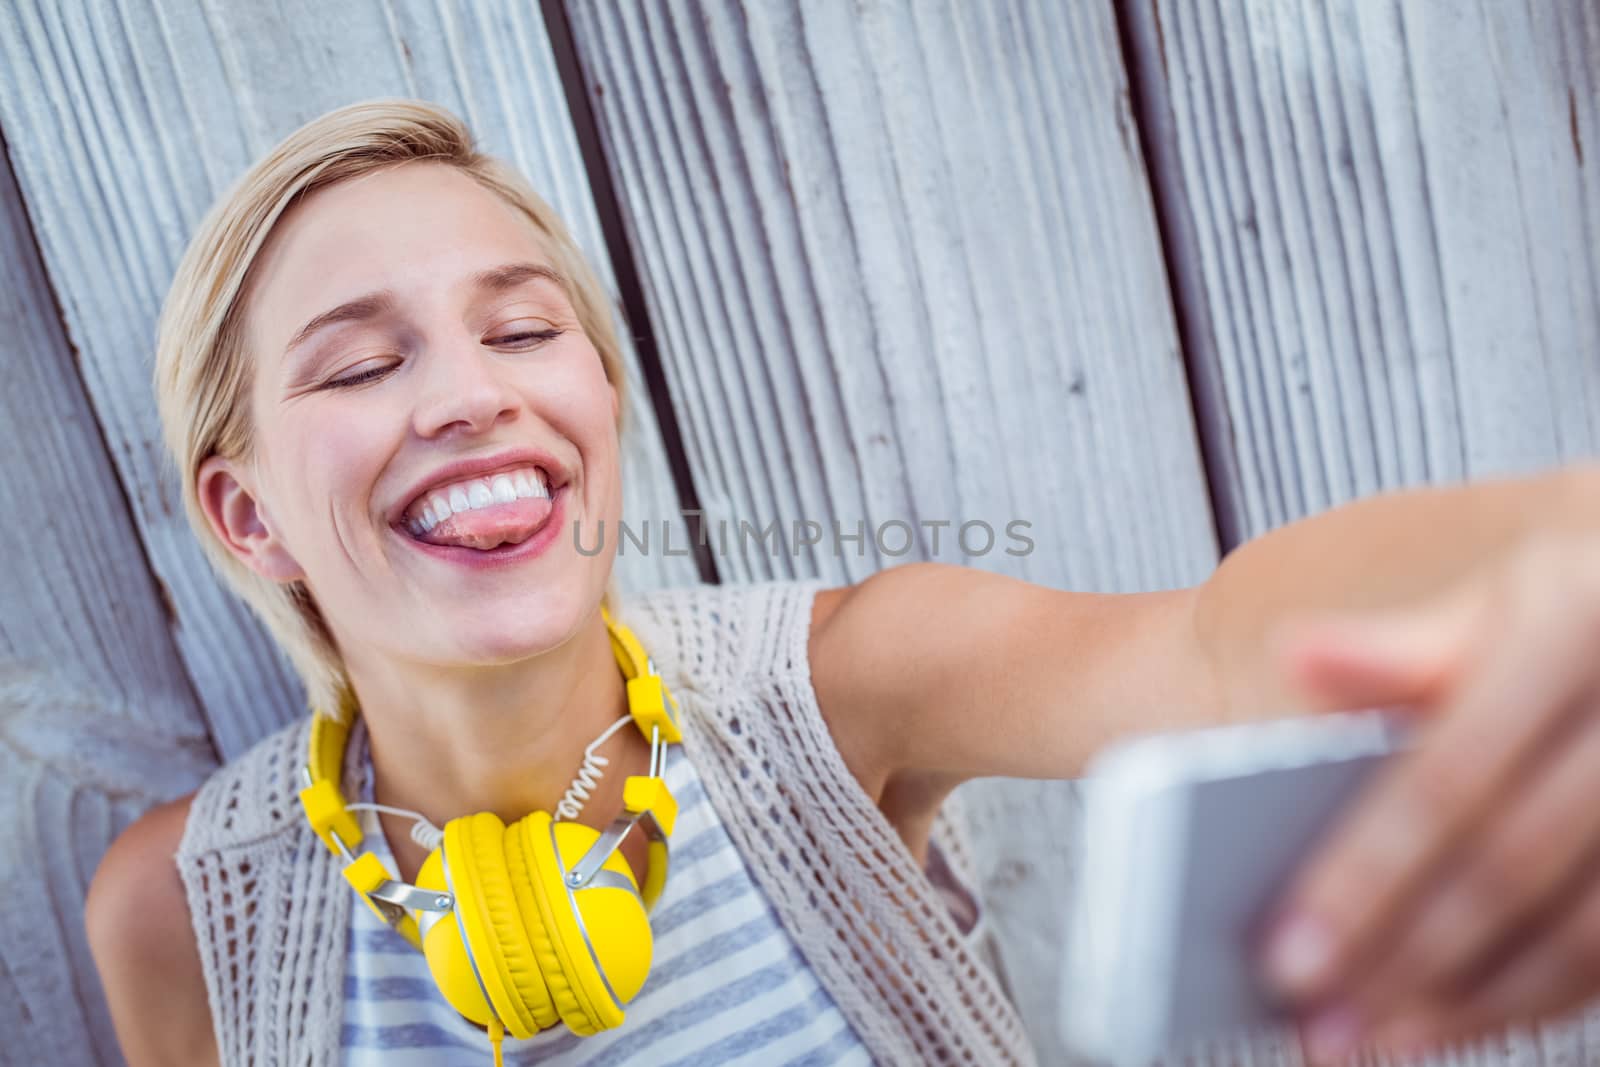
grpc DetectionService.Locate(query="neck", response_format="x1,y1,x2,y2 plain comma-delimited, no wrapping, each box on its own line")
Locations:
338,604,653,878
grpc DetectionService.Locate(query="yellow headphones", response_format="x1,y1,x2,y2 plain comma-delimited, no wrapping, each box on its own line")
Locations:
297,606,682,1060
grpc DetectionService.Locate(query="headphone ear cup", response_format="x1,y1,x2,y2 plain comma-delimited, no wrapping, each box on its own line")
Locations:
414,843,502,1031
514,811,654,1035
506,812,604,1035
417,813,558,1038
413,809,656,1039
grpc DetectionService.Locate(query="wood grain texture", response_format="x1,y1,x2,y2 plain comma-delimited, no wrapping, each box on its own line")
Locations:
1128,0,1600,544
0,132,216,1066
565,0,1219,593
0,0,696,760
563,1,1220,1059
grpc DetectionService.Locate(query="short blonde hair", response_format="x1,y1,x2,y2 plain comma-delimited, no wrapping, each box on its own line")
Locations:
155,99,628,722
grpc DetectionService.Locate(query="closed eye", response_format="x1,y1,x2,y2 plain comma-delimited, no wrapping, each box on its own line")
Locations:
489,328,564,347
325,362,393,389
322,329,565,389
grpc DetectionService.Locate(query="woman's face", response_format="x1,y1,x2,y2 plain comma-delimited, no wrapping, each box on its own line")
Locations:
207,161,621,673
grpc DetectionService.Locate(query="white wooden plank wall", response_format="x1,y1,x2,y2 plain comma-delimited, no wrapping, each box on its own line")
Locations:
0,137,217,1064
0,0,695,761
561,1,1220,1060
1129,0,1600,541
562,0,1219,590
1122,0,1600,1062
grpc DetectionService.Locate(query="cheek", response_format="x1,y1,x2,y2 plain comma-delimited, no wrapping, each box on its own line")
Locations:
533,350,620,445
317,418,387,477
542,355,610,413
267,408,391,526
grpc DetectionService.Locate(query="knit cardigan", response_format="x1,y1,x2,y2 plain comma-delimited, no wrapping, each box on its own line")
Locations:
175,578,1039,1066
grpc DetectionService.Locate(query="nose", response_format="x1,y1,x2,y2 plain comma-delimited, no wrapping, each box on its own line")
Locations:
411,340,520,439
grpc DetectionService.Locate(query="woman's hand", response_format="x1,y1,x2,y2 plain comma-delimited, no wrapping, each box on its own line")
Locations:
1257,530,1600,1062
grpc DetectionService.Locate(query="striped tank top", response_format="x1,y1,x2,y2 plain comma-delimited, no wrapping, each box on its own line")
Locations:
338,722,875,1065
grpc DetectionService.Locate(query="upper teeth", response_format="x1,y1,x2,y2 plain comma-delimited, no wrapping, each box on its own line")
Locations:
405,466,551,536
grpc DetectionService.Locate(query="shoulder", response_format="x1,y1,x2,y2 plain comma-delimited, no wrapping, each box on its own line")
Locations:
805,562,959,795
87,793,218,1067
805,563,1008,857
87,715,314,1064
806,560,1213,783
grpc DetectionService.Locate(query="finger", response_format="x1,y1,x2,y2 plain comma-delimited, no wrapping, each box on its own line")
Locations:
1263,546,1600,1004
1344,700,1600,1029
1367,868,1600,1056
1272,582,1486,714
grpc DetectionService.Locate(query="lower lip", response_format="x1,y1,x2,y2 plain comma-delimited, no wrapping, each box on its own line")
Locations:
396,486,567,571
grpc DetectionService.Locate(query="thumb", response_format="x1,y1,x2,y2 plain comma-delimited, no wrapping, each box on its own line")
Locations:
1268,583,1489,714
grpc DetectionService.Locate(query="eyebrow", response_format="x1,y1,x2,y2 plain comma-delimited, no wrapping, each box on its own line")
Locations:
282,261,570,358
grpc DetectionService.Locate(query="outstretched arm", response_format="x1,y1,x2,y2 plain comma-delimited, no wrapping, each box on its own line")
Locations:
810,462,1600,799
811,459,1600,1056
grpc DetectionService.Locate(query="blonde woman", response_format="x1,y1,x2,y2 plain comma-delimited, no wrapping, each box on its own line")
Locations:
86,99,1600,1066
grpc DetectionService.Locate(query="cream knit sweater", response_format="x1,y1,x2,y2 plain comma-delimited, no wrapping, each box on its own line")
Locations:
175,578,1039,1066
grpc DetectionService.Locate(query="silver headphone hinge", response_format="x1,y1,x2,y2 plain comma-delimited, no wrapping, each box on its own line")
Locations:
368,880,453,913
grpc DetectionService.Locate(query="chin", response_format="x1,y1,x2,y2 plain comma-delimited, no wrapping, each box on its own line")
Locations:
438,586,593,663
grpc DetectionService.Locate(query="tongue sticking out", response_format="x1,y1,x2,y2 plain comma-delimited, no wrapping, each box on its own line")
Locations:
412,496,555,551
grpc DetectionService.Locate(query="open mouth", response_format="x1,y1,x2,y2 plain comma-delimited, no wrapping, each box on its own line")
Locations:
395,465,567,560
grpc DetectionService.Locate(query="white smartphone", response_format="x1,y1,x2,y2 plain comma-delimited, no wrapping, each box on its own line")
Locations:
1059,708,1417,1065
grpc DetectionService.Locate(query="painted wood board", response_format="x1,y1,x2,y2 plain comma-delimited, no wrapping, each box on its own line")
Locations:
563,1,1221,1059
0,131,216,1066
1128,0,1600,544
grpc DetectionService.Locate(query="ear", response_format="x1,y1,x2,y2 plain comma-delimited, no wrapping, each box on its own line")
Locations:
196,454,306,582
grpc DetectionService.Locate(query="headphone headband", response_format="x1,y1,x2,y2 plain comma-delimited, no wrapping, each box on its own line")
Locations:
297,606,683,948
